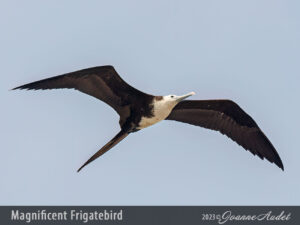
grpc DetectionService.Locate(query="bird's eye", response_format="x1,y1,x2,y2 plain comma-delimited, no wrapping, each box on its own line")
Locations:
171,95,174,98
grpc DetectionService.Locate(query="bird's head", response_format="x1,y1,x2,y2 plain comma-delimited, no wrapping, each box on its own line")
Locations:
163,91,195,106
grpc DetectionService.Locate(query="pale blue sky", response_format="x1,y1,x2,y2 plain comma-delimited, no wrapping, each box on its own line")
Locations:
1,0,299,205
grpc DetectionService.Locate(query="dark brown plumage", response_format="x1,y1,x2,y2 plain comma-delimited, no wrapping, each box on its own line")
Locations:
77,130,128,172
13,65,284,172
13,66,154,171
166,100,284,170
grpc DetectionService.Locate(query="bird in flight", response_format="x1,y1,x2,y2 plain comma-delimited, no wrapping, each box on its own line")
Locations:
13,65,284,172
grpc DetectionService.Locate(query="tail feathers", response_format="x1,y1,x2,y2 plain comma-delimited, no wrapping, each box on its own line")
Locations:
77,130,129,172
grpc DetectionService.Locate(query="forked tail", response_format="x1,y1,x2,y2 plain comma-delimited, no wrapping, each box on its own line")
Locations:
77,130,129,172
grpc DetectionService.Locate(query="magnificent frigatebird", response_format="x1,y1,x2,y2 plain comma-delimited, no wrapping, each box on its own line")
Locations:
13,65,284,172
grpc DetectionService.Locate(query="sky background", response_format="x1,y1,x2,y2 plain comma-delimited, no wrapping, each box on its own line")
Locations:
1,0,299,205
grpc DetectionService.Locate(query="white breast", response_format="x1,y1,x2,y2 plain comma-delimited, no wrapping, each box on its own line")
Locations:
137,98,176,129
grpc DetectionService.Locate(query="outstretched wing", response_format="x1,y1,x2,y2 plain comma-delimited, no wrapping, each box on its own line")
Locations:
77,130,129,172
166,100,284,170
13,65,150,117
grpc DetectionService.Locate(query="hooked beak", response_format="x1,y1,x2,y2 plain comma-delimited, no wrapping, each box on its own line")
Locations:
176,92,195,102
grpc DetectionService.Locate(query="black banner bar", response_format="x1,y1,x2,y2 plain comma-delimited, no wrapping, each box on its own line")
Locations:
0,206,299,225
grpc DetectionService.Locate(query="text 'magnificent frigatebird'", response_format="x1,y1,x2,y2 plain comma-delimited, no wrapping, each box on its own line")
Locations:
13,65,284,172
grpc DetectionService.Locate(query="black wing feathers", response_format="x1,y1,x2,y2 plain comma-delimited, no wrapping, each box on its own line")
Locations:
166,100,284,170
172,100,258,127
13,65,150,116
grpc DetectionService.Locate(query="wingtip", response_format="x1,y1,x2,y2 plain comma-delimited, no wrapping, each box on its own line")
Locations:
275,160,284,171
11,85,27,91
279,163,284,171
11,87,19,91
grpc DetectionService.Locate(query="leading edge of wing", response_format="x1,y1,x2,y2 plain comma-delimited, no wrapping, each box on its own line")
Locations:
166,100,284,170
